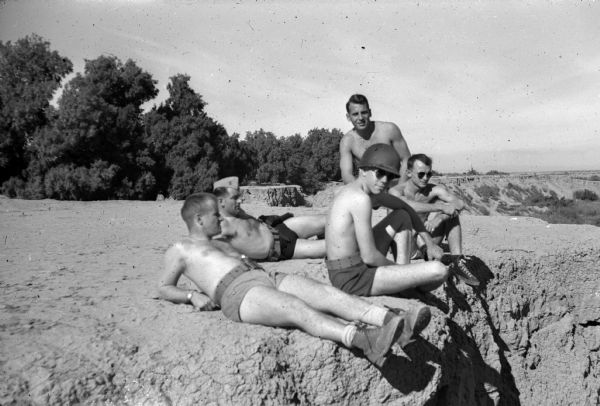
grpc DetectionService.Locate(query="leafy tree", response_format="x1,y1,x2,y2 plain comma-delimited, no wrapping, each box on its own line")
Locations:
0,34,72,190
143,74,235,198
300,127,342,192
244,129,287,184
27,55,158,199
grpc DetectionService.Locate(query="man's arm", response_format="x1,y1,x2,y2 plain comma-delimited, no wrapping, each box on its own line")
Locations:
339,135,356,184
388,186,458,217
351,194,395,266
371,193,444,260
388,123,411,182
157,245,217,310
431,185,465,212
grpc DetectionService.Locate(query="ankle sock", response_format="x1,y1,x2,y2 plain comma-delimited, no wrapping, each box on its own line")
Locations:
342,324,357,348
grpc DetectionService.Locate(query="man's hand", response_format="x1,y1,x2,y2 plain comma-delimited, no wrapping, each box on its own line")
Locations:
190,292,218,311
436,202,458,217
425,215,445,233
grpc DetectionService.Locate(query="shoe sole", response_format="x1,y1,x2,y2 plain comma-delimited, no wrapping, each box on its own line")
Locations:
370,316,403,367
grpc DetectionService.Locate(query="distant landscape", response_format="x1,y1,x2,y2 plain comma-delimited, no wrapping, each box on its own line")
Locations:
435,171,600,226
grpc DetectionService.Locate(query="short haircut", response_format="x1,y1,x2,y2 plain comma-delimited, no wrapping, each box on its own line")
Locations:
346,94,370,113
407,154,433,169
213,187,232,199
180,193,217,230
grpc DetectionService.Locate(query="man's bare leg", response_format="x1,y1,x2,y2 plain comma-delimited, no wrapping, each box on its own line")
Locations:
239,285,349,341
283,215,326,239
291,239,326,259
370,261,448,295
277,275,390,326
239,284,408,366
372,209,412,264
443,216,462,255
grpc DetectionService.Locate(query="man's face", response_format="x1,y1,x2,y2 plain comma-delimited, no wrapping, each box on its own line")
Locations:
408,160,433,189
346,103,371,131
200,202,222,237
219,188,241,216
363,167,397,195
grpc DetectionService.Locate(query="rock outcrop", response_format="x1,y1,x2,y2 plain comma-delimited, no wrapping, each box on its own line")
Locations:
240,185,305,207
1,199,599,405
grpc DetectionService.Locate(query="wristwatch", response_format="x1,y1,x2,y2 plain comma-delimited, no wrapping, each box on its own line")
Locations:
186,291,194,303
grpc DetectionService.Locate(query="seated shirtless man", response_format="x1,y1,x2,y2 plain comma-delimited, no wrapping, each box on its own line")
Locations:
157,192,431,367
389,154,479,286
326,143,450,296
213,177,325,261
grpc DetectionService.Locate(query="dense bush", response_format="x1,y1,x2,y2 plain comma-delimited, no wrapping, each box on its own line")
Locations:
573,189,598,201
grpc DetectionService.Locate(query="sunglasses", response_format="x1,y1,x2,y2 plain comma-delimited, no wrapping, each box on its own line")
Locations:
417,171,433,179
368,168,399,180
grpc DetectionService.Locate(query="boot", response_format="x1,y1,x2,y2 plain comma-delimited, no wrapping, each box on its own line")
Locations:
352,315,404,367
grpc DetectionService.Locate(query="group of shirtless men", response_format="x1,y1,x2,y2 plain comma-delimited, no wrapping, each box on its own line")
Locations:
157,94,480,367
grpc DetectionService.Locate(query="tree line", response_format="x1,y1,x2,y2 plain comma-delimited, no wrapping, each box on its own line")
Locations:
0,34,343,200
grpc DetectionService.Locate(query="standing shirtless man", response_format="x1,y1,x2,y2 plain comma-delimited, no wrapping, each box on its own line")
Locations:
326,144,449,296
340,94,411,184
157,192,431,367
213,177,326,261
389,154,479,286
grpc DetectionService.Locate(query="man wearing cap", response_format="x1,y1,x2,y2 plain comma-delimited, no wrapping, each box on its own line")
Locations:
213,177,326,261
389,154,479,286
326,144,450,296
340,94,412,184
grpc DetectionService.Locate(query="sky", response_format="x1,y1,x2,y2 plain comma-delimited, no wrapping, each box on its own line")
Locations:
1,0,599,173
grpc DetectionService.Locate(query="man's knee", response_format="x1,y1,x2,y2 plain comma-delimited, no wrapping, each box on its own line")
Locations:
388,209,412,232
427,261,449,283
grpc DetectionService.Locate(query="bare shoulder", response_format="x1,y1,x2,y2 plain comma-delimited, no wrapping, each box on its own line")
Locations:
376,121,402,137
389,181,408,196
335,184,371,207
339,131,355,149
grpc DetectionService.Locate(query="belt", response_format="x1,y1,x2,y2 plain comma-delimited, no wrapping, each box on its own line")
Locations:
325,253,364,270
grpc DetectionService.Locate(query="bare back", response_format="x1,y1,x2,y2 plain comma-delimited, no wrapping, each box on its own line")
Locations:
164,238,243,300
326,184,372,260
219,216,274,259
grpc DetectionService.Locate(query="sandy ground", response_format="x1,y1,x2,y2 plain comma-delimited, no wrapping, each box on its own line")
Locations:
2,196,599,404
0,197,335,403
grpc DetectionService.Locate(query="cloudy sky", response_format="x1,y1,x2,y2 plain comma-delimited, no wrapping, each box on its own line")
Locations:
1,0,599,173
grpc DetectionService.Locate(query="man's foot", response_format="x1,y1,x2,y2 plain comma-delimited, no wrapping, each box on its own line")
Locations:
444,255,480,286
385,304,432,347
352,315,404,367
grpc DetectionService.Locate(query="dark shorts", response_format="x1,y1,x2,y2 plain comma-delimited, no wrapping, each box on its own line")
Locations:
215,264,287,322
264,220,298,261
325,253,377,296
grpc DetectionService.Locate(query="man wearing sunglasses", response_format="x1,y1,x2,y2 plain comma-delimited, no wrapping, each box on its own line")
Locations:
325,144,450,297
389,154,479,286
339,94,412,184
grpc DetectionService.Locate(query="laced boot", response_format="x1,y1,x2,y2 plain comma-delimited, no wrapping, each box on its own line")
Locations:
352,315,404,367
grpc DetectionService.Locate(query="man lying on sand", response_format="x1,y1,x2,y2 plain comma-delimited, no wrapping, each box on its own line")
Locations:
389,154,479,286
157,192,431,367
340,94,412,184
213,177,326,261
326,144,454,296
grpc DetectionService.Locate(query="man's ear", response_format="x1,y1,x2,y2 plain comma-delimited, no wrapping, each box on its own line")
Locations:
195,213,203,226
346,112,351,122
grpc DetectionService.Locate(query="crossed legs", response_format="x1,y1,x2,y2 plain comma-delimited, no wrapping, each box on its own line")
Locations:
238,274,389,342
